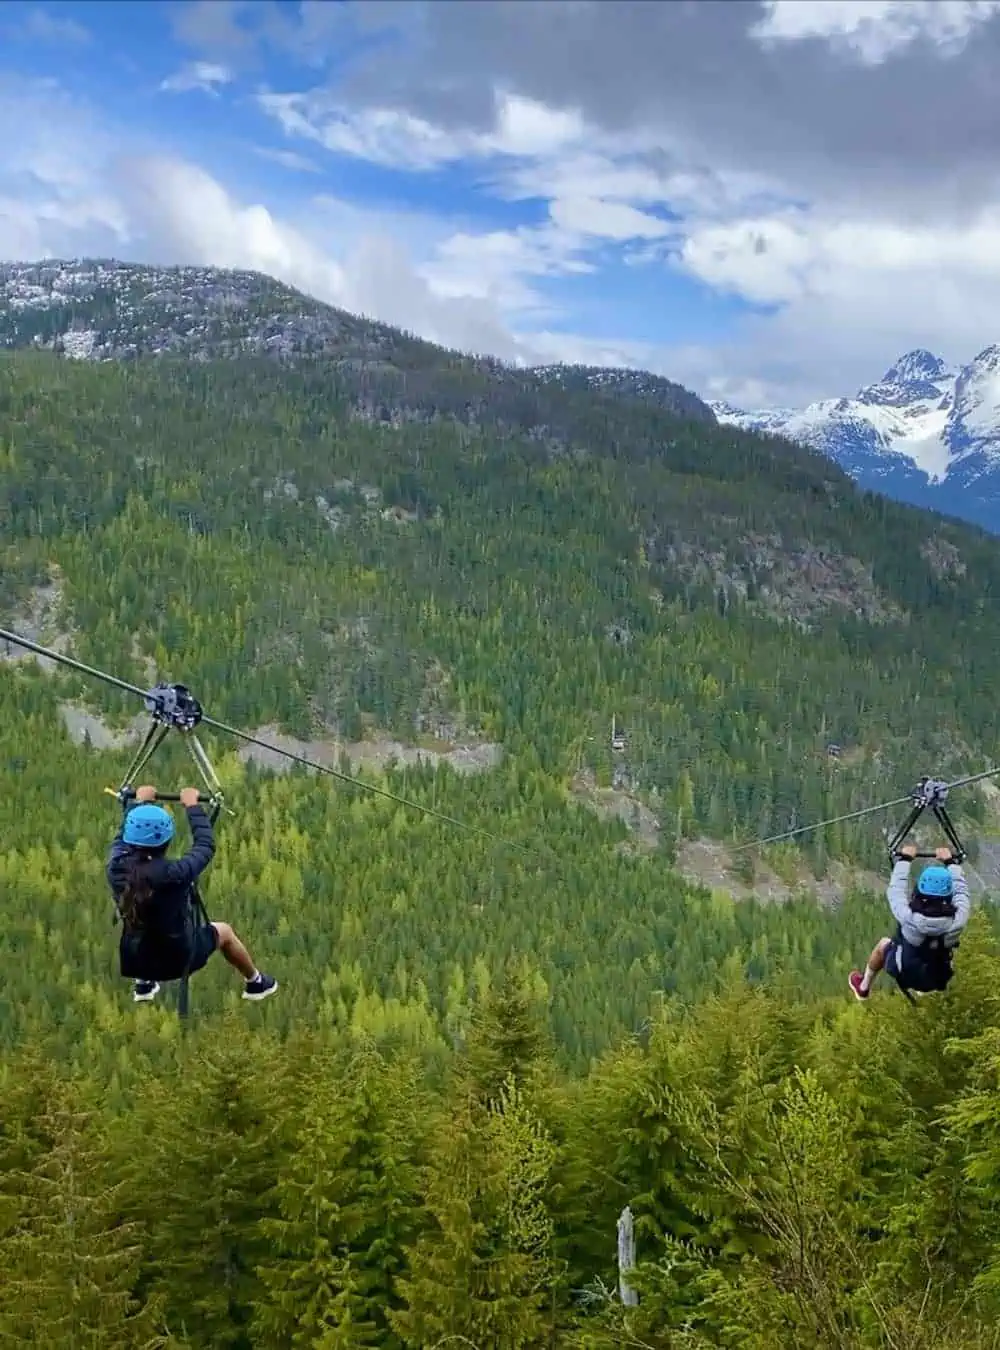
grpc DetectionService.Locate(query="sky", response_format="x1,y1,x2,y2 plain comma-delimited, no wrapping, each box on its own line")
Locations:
4,0,1000,408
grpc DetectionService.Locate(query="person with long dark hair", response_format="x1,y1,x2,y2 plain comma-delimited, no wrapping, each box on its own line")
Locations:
108,783,277,1004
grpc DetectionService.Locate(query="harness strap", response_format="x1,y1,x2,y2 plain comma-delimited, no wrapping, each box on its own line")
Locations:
177,887,207,1019
177,796,220,1020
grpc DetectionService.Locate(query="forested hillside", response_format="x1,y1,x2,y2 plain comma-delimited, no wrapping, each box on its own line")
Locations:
8,941,1000,1347
4,265,1000,1345
3,340,1000,1052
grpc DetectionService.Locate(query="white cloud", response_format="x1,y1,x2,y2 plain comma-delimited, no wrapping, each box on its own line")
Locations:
422,224,592,319
122,156,348,301
258,91,699,258
494,147,791,228
258,89,584,171
678,213,815,306
0,76,131,260
14,7,91,44
492,93,585,157
160,61,234,96
252,145,321,173
752,0,1000,64
258,95,474,169
496,151,671,207
14,50,1000,416
549,196,672,241
677,204,1000,307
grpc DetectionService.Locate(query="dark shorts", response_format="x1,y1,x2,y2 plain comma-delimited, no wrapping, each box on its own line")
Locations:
884,937,952,994
120,922,219,983
884,940,904,982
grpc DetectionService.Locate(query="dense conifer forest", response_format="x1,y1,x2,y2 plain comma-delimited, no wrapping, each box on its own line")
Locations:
3,321,1000,1346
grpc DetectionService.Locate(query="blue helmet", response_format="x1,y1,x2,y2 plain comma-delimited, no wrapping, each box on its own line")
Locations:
916,864,954,898
122,804,175,848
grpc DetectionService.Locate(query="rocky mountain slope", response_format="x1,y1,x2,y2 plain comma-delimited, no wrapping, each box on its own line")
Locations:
713,348,1000,534
0,258,714,424
8,258,999,535
0,257,433,364
530,360,715,423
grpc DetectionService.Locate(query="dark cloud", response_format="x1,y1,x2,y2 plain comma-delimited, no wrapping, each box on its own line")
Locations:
328,0,1000,217
171,0,1000,213
164,0,1000,405
171,0,410,73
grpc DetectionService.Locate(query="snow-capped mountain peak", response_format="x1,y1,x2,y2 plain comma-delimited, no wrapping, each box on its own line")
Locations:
712,348,1000,534
888,348,950,382
856,348,956,409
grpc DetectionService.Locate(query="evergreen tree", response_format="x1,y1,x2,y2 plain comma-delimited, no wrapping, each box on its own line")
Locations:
391,1077,559,1349
112,1022,280,1349
252,1036,425,1348
461,962,554,1108
0,1093,167,1348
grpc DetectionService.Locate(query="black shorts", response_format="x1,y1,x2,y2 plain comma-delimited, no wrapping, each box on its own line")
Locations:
884,940,904,982
184,922,220,977
885,938,952,994
120,922,219,982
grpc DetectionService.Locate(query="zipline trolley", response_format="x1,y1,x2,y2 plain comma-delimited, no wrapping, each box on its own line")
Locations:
886,776,967,864
106,682,226,824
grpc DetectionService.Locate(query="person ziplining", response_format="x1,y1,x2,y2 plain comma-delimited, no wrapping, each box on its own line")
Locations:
109,783,278,1004
849,843,970,1001
103,681,279,1007
738,772,997,1004
849,778,971,1002
0,625,543,1020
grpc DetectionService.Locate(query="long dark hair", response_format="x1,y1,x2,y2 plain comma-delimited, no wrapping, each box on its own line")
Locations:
910,887,956,919
119,845,168,931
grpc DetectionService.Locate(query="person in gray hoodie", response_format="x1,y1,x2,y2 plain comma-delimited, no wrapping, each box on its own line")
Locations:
849,843,971,1000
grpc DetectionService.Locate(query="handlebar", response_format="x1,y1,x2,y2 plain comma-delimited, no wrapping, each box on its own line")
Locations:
892,849,965,862
104,787,215,804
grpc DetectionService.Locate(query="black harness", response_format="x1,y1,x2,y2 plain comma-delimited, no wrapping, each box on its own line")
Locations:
893,923,956,1002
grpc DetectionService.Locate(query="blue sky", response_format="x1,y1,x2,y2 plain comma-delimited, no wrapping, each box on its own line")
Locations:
3,0,1000,407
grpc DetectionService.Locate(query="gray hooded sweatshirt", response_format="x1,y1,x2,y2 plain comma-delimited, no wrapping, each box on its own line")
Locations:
887,859,971,949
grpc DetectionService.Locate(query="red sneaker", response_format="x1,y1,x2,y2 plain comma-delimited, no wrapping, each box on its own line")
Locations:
848,971,869,1001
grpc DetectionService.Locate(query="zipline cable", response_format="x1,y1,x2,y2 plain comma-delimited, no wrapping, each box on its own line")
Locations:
8,621,997,868
0,625,545,862
733,795,915,851
734,764,1000,852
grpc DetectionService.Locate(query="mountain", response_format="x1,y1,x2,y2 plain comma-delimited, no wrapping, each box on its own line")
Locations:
3,260,1000,889
531,360,716,423
0,257,407,362
0,257,716,424
7,261,1000,1346
712,347,1000,534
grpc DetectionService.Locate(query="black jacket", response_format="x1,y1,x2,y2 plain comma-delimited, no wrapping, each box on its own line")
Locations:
107,805,215,977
